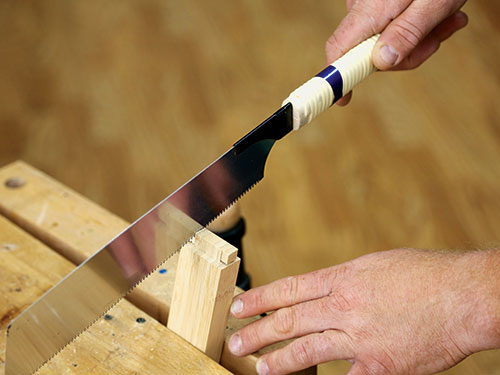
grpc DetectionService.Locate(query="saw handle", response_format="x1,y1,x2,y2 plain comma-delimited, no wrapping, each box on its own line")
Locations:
282,34,380,130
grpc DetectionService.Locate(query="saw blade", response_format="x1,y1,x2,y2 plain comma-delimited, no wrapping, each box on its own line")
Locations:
5,103,293,375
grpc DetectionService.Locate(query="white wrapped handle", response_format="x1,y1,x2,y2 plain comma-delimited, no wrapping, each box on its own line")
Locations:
283,34,380,130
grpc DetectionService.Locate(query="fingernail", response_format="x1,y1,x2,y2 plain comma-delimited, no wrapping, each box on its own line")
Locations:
379,44,399,66
228,333,242,355
256,358,269,375
231,298,243,315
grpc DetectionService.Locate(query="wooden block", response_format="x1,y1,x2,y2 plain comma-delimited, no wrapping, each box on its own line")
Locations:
168,229,240,361
193,229,238,264
0,161,316,375
0,215,230,374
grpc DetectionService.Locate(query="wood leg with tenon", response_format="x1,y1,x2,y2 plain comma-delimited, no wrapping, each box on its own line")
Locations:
168,228,240,362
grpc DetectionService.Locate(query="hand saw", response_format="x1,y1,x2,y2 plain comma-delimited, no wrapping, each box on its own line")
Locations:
6,34,380,375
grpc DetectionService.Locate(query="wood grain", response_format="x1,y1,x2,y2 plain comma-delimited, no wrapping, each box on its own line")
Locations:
0,1,499,373
0,215,230,375
0,161,173,323
0,161,316,375
168,229,240,361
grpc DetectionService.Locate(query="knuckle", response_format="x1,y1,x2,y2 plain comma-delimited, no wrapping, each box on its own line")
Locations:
234,327,253,353
363,351,398,375
327,291,353,312
274,307,297,335
392,18,425,50
325,33,339,50
330,264,349,284
364,361,390,375
280,276,299,305
350,0,389,32
291,339,315,366
325,33,344,60
268,351,285,373
350,6,379,35
321,264,349,294
317,297,342,318
247,291,264,314
241,325,259,350
356,367,371,375
254,290,265,310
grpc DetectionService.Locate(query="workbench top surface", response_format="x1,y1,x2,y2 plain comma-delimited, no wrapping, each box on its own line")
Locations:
0,161,233,375
0,161,315,375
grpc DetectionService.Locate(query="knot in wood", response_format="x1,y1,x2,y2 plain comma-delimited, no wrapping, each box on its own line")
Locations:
5,177,26,189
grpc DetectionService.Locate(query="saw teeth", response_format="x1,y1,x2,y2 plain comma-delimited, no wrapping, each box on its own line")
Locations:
22,178,261,375
205,179,261,228
21,242,185,375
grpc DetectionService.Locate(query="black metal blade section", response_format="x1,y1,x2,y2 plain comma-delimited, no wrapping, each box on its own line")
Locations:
169,103,293,226
233,103,293,154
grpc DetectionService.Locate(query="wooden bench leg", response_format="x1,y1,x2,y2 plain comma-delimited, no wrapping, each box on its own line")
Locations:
167,228,240,362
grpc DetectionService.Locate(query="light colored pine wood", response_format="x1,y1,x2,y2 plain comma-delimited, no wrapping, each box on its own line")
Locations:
168,229,240,361
0,214,230,375
0,160,173,325
0,161,316,375
1,2,499,373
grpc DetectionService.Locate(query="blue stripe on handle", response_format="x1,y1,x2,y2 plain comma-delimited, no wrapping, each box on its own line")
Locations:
316,65,343,105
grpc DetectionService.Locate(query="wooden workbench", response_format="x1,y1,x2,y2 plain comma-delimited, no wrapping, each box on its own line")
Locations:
1,1,499,373
0,161,316,374
1,161,499,374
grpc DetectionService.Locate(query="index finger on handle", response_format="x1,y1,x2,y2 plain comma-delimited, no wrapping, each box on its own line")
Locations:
326,0,412,63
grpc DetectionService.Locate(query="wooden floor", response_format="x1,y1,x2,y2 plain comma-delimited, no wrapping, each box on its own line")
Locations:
0,1,499,374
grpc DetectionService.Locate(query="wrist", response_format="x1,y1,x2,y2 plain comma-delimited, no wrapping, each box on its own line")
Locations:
460,250,500,352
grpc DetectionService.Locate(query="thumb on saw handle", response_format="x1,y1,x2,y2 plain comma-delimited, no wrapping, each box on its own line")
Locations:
283,34,380,130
